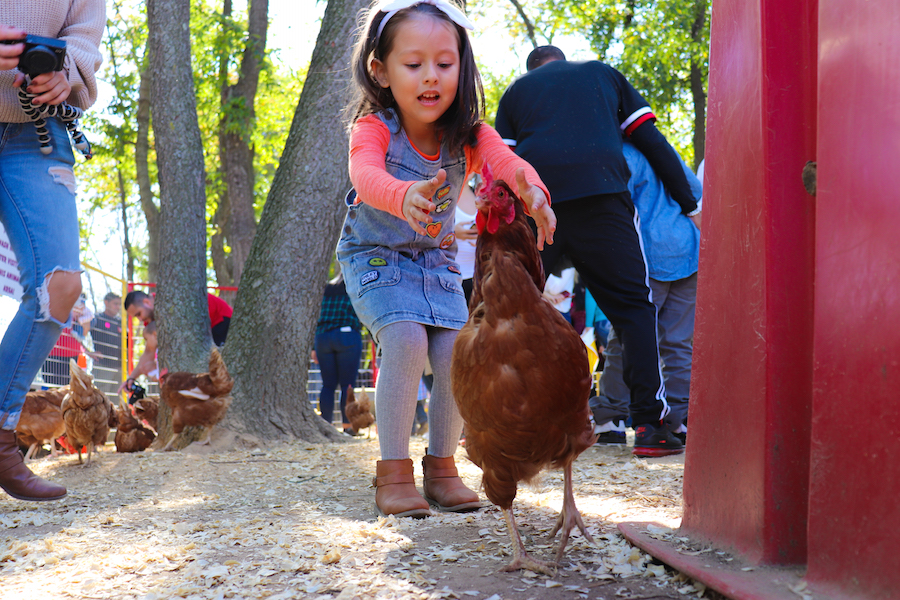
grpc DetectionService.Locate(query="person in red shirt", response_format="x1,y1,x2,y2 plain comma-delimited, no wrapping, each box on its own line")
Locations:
118,290,232,392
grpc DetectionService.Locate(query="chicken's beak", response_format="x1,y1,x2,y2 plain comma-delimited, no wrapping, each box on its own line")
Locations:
474,196,487,211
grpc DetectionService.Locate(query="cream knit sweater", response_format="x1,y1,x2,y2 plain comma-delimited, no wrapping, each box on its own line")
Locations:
0,0,105,123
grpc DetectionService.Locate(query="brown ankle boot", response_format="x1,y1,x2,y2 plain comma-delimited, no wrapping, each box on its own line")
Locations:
422,454,482,513
0,429,66,501
374,458,431,518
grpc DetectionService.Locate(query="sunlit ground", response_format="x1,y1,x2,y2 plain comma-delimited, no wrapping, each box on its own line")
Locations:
0,431,697,600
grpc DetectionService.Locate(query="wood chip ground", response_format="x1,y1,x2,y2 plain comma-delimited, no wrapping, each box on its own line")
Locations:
2,432,715,600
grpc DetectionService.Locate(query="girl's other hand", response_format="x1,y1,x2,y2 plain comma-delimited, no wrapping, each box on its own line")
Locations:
543,290,566,305
17,70,71,106
516,168,556,250
454,219,477,241
0,25,26,71
402,169,445,236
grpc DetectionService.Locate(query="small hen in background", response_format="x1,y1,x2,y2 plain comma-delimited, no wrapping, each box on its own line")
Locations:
159,347,234,451
60,360,117,465
114,405,156,453
344,386,375,436
15,387,68,460
132,396,159,432
452,164,595,574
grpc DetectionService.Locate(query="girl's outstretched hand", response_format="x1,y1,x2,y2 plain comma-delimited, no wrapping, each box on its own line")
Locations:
402,169,445,236
516,168,556,250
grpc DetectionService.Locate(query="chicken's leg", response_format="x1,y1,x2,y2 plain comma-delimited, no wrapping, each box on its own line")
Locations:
549,461,595,562
24,443,38,461
161,433,181,452
188,427,214,447
500,506,556,575
83,443,94,466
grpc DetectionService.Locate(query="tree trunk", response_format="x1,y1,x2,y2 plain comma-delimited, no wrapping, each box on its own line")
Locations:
222,0,368,443
136,62,160,284
218,0,268,289
117,168,135,282
212,0,235,294
148,0,215,448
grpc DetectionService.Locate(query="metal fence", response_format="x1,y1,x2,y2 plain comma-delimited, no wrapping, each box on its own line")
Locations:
3,265,379,418
35,264,128,403
307,330,377,423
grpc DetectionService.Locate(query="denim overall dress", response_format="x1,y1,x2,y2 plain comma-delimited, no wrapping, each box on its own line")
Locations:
336,109,469,342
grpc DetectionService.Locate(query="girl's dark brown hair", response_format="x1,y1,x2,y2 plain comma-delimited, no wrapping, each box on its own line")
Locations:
347,1,484,155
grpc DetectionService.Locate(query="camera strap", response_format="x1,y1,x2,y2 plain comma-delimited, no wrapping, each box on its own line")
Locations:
15,82,92,159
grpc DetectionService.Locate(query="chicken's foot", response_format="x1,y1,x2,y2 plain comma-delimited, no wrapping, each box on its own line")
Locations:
500,507,557,575
160,433,181,452
189,428,214,447
549,462,595,562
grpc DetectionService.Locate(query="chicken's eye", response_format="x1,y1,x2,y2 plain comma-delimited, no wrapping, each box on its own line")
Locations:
497,190,505,198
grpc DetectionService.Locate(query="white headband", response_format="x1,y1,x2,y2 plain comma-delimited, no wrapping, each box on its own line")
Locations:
374,0,475,42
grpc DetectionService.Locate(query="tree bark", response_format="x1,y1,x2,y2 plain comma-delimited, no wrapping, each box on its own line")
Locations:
136,62,160,284
147,0,214,448
212,0,236,297
117,168,135,283
218,0,269,290
222,0,368,443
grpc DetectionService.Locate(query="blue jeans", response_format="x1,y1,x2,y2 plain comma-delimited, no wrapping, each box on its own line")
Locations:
0,120,80,430
314,327,363,424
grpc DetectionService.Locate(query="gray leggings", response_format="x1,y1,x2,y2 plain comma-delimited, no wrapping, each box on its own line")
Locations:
375,322,464,460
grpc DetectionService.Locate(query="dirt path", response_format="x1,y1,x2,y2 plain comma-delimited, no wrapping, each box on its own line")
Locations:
1,433,705,600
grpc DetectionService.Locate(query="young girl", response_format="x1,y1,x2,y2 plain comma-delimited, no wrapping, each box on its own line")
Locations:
337,0,556,518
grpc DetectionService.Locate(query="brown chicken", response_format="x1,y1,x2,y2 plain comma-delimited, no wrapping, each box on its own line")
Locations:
133,396,159,432
451,165,595,574
114,406,156,453
344,386,375,434
60,360,117,465
159,347,234,451
15,387,67,460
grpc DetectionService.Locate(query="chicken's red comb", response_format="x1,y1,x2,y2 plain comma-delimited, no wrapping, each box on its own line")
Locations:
476,163,494,196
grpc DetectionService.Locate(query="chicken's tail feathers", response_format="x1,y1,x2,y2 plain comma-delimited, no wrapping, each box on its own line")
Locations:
68,359,95,395
208,347,235,392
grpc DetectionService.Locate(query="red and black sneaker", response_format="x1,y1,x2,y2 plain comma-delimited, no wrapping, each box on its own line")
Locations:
632,422,684,457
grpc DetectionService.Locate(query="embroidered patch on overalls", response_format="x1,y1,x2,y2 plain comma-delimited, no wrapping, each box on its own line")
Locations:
433,184,451,209
361,270,380,285
368,257,387,267
439,233,456,249
425,222,442,238
435,197,452,214
447,264,461,275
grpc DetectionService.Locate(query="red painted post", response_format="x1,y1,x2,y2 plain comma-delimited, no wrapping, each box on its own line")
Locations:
805,1,900,596
680,0,817,564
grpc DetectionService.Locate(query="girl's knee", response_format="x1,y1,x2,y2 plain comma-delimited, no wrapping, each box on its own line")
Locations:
43,270,82,324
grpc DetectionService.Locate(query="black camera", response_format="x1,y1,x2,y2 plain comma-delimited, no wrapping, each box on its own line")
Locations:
1,35,66,78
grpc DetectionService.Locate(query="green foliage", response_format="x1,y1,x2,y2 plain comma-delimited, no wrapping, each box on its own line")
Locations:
472,0,710,162
80,0,308,285
78,0,154,280
478,65,517,128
